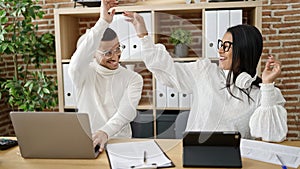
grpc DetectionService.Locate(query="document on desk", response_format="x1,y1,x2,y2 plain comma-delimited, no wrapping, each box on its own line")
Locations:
106,140,174,169
241,139,300,168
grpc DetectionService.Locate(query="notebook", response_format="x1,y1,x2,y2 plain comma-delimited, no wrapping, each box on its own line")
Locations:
183,131,242,168
10,112,100,159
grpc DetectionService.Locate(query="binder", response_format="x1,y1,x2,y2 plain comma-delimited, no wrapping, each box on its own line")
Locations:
140,12,152,58
156,80,167,108
179,92,190,108
110,14,130,60
166,86,178,108
205,10,218,58
62,64,76,107
230,9,242,27
217,10,230,40
205,9,242,58
129,12,152,60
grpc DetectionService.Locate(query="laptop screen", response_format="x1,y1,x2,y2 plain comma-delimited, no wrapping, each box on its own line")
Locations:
10,112,99,159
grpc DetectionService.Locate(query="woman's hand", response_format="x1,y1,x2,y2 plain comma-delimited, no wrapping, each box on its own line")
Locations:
262,55,282,84
100,0,118,24
123,11,148,38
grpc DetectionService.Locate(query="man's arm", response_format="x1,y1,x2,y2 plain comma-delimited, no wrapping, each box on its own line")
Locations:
68,0,117,88
93,73,143,151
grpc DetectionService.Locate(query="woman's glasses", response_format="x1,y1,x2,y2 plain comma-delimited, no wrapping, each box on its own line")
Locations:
97,44,125,58
217,39,233,52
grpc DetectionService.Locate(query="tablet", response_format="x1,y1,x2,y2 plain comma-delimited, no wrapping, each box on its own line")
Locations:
183,131,242,168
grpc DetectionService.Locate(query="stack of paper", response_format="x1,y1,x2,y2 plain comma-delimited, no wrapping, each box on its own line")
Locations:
106,140,173,169
241,139,300,168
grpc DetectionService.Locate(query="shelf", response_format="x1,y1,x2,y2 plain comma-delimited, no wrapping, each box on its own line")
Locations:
55,1,261,16
62,57,200,64
173,57,199,62
55,1,262,138
156,107,190,111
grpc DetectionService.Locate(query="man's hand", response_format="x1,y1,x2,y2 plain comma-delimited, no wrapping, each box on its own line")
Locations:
100,0,118,23
262,55,282,84
92,130,108,153
123,11,148,38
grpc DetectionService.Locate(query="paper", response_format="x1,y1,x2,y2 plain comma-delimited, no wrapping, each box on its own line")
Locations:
106,140,173,169
241,139,300,168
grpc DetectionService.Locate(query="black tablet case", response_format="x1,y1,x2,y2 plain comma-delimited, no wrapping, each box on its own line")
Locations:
183,131,242,168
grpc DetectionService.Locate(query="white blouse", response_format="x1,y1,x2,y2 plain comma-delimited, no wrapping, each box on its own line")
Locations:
140,36,287,142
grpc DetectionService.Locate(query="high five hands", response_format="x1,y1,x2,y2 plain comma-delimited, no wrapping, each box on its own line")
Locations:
100,1,148,37
100,0,118,23
123,11,149,38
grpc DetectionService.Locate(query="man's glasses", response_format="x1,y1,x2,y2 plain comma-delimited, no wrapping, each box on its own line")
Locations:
96,44,125,58
217,39,233,52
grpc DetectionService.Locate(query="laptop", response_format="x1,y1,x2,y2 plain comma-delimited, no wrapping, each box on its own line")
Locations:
10,112,100,159
183,131,242,168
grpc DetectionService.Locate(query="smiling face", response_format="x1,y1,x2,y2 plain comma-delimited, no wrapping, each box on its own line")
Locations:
95,37,120,70
218,32,233,70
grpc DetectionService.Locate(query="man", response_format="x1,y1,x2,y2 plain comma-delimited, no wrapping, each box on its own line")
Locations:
68,0,143,152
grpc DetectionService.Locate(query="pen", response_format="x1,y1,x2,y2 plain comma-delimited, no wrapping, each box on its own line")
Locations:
144,150,147,164
276,154,288,169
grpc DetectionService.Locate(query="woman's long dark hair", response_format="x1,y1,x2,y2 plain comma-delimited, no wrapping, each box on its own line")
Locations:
226,24,263,102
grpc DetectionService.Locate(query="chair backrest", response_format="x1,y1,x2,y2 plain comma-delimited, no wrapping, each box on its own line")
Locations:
174,111,190,139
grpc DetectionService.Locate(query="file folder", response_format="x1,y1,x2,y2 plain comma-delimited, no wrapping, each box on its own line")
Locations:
166,86,178,108
179,92,190,108
217,10,230,40
230,9,242,26
205,10,218,58
205,9,242,58
63,64,76,107
156,80,167,108
129,12,152,60
110,14,130,60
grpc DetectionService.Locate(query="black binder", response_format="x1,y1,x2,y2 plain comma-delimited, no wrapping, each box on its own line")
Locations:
183,131,242,168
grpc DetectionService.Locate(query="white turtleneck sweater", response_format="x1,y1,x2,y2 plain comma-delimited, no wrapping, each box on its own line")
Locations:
140,36,288,142
68,18,143,138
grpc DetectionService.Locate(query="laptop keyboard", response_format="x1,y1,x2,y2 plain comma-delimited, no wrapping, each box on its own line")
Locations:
0,138,18,150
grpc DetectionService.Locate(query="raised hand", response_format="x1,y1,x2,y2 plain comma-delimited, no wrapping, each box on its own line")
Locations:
101,0,118,23
262,55,282,84
123,11,148,38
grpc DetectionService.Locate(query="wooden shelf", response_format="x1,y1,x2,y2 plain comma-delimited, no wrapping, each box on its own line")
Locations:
55,1,262,138
156,107,190,111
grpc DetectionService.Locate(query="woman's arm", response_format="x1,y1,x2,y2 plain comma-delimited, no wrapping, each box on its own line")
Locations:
124,11,197,92
249,56,287,142
249,84,288,142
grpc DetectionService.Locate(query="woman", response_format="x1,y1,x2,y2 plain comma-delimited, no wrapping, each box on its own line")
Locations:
124,12,287,142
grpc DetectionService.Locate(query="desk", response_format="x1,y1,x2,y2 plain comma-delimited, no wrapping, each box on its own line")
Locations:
0,138,299,169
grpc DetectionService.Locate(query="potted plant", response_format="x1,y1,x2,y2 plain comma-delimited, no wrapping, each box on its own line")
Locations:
169,28,192,57
0,0,57,111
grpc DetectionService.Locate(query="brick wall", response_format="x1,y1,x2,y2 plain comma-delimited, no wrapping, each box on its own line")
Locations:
261,0,300,140
1,0,299,140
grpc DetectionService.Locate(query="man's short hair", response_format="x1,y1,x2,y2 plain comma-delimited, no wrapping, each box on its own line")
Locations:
101,28,117,41
76,28,118,48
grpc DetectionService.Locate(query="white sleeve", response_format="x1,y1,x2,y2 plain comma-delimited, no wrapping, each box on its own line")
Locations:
249,83,288,142
99,74,143,137
140,36,195,93
68,18,109,88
